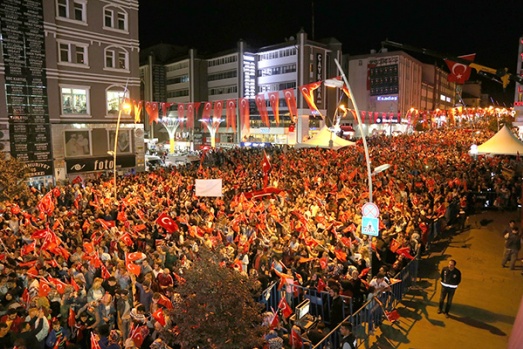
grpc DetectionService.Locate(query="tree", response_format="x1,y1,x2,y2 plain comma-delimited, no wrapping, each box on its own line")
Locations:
0,153,31,202
170,248,266,349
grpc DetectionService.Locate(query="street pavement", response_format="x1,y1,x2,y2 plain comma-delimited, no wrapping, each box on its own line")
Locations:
369,210,523,349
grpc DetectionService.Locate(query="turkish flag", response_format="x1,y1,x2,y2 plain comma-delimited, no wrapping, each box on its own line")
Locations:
186,102,200,130
47,276,67,295
396,247,415,260
100,264,111,280
268,91,280,126
261,150,272,174
161,102,173,117
389,239,400,253
239,98,250,133
278,297,293,319
201,102,213,127
300,81,322,117
444,54,475,84
152,308,166,326
225,99,236,131
37,191,55,216
158,294,173,309
68,308,76,328
20,241,36,256
127,252,146,262
125,253,141,276
39,280,51,297
119,233,134,246
319,257,328,270
156,212,179,233
213,100,223,121
255,94,270,127
130,325,148,348
145,102,159,124
90,333,102,349
70,277,80,292
283,88,298,121
177,104,185,127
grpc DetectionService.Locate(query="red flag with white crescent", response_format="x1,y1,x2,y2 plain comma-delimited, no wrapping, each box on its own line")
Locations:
300,81,322,117
186,102,200,130
255,94,270,127
125,253,141,276
156,212,179,233
145,102,159,124
177,103,186,127
239,98,250,133
268,91,280,126
201,102,212,128
277,297,293,319
161,102,173,117
226,99,237,132
444,54,475,84
213,100,223,121
283,88,297,121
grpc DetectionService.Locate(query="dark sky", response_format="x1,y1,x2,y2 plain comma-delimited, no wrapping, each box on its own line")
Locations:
139,0,522,105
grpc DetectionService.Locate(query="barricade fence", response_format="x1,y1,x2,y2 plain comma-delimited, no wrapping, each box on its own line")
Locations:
257,257,419,348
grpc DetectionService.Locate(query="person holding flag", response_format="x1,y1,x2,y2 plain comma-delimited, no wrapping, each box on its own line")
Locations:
261,149,272,188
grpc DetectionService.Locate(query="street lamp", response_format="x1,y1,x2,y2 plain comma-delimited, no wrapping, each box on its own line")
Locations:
332,59,390,279
111,93,132,202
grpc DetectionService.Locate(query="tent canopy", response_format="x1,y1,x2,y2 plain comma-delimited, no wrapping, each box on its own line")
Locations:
295,127,355,150
476,126,523,156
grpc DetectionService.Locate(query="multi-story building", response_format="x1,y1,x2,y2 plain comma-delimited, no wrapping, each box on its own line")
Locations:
0,0,141,186
140,30,343,149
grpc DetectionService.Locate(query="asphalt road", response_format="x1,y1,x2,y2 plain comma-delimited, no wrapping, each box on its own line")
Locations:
369,210,523,349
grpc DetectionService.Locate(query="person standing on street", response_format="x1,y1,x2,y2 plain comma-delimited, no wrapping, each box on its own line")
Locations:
438,259,461,318
502,227,521,270
339,322,357,349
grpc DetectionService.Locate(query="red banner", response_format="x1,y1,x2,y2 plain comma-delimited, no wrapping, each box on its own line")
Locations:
300,81,322,117
255,94,270,127
283,88,297,121
226,99,237,132
239,98,250,133
268,91,280,126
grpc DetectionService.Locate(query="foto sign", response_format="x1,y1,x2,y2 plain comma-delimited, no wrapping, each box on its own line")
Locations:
362,216,379,237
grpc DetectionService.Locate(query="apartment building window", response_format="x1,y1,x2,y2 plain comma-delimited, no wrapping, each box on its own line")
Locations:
57,0,68,17
103,6,128,31
166,75,189,85
104,46,128,70
58,41,89,66
207,56,237,67
208,70,237,81
106,86,128,117
209,86,237,95
61,86,89,115
56,0,86,23
167,90,189,98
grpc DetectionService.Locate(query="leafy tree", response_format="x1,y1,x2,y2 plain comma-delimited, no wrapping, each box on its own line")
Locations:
0,153,31,202
170,248,266,349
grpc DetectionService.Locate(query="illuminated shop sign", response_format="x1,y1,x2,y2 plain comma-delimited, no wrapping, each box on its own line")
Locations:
377,96,398,101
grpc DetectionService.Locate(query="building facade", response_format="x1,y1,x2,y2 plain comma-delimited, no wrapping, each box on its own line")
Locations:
140,30,343,150
0,0,142,186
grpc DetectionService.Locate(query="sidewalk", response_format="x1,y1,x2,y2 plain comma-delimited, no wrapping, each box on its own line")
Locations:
369,210,523,349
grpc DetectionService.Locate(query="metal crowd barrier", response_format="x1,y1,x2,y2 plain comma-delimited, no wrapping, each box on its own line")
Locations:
258,257,419,348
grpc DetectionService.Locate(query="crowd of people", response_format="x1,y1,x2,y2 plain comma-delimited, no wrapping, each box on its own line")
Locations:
0,123,520,349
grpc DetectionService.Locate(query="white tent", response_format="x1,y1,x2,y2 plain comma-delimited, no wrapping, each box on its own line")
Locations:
476,125,523,156
295,126,355,150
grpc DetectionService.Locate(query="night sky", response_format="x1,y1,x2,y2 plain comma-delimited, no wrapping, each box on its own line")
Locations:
139,0,522,105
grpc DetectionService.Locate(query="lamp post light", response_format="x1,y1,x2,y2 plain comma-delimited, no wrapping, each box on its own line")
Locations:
111,94,132,202
159,115,183,154
332,58,392,279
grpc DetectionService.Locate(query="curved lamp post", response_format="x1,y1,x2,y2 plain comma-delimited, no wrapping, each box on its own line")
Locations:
330,59,392,279
110,94,132,202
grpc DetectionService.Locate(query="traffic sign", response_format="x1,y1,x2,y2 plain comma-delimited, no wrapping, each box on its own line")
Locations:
362,202,379,218
362,216,379,237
